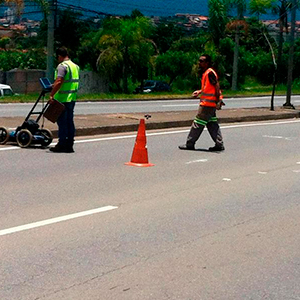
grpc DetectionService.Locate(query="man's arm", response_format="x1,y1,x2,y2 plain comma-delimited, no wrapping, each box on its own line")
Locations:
208,70,224,110
192,90,202,98
49,64,67,102
49,77,64,102
208,71,220,101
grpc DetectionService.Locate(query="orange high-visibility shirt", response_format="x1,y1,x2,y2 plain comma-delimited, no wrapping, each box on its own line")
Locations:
200,68,222,107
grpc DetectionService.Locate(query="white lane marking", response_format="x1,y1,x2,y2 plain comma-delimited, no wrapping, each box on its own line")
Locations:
292,170,300,173
263,135,284,139
162,104,197,107
0,146,19,151
0,205,118,236
258,171,268,174
223,178,232,181
79,100,197,105
220,119,300,129
186,159,208,164
263,135,293,140
76,120,300,143
75,134,137,144
2,119,300,150
297,162,300,165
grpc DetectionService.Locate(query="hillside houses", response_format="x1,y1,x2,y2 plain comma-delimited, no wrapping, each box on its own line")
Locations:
0,10,300,40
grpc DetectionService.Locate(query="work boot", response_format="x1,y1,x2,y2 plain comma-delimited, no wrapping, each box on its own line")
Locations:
65,140,75,153
178,144,195,150
208,145,225,152
65,146,75,153
49,143,67,153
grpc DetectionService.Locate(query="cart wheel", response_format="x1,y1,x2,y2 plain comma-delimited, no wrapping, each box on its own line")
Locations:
16,129,33,148
39,128,53,147
0,127,9,145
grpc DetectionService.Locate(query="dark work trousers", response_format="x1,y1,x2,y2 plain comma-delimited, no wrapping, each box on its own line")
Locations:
57,101,76,147
186,105,224,147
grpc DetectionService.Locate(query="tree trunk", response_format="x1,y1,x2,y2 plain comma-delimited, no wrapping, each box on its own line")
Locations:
231,30,239,91
277,1,287,83
46,0,55,82
284,0,296,108
277,20,284,83
123,46,129,94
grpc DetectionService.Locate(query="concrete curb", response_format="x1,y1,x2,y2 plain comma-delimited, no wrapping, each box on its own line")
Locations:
49,110,300,138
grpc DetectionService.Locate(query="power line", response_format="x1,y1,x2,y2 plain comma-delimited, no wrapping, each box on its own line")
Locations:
58,1,111,16
57,0,202,16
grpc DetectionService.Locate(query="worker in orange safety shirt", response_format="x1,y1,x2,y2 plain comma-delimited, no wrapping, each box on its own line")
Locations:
179,54,225,151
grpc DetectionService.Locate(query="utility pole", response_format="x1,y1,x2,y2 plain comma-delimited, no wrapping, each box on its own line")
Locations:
284,0,296,109
231,2,245,91
46,0,55,82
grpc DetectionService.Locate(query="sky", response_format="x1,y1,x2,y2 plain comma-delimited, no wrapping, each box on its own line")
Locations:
0,0,298,21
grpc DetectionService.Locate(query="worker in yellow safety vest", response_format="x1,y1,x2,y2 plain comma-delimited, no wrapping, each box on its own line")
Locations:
179,54,225,152
49,47,80,153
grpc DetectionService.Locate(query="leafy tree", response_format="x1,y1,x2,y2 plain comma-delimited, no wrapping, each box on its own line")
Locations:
77,30,103,71
151,21,184,53
243,49,275,83
55,9,90,59
130,9,144,19
240,18,270,53
155,51,198,85
97,16,155,93
0,37,11,50
0,49,46,71
291,39,300,79
170,36,207,53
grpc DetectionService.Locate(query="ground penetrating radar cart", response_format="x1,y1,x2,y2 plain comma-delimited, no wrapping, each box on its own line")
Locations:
0,78,54,148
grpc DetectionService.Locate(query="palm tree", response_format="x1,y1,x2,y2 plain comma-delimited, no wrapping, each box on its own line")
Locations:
0,0,48,15
272,0,292,83
97,16,155,93
249,0,275,20
208,0,229,48
227,0,247,90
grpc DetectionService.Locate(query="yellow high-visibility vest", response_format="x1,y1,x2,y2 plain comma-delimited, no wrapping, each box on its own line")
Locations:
54,60,79,103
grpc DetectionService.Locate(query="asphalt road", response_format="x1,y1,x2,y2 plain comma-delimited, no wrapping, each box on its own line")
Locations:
1,95,300,117
1,119,300,299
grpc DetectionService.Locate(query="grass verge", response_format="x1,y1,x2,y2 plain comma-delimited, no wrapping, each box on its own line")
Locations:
0,84,299,103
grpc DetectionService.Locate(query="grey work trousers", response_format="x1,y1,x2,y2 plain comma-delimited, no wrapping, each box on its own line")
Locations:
186,105,224,147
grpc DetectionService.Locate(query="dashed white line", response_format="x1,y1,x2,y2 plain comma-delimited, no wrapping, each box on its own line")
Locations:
162,104,197,107
0,205,118,236
186,159,208,164
222,178,232,181
263,135,293,140
263,135,284,139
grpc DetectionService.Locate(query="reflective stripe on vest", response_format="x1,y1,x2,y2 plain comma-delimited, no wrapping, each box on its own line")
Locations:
54,60,80,103
200,68,222,107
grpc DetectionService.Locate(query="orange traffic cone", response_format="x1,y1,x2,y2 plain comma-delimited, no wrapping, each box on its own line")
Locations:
125,119,154,167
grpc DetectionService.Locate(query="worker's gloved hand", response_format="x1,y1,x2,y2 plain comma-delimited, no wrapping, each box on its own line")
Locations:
192,90,201,98
216,100,225,110
48,97,55,105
